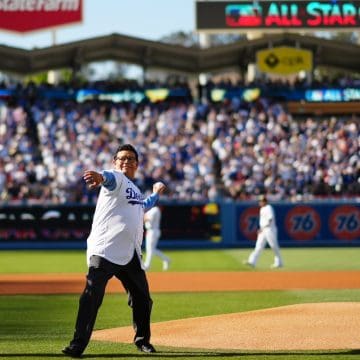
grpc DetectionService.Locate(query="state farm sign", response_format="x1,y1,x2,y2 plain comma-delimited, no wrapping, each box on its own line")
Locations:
0,0,82,33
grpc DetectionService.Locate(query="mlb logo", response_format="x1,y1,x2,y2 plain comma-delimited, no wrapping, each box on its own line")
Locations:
226,4,262,27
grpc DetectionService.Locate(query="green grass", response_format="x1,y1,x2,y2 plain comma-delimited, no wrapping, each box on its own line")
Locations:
1,290,360,359
0,248,360,273
0,248,359,359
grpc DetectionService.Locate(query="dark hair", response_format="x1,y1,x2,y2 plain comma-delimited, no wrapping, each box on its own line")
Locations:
114,144,139,162
258,194,267,203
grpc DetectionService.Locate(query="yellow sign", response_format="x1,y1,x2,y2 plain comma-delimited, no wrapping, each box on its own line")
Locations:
256,46,312,75
145,89,169,102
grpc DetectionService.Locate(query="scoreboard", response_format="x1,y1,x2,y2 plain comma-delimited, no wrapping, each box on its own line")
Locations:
196,1,360,31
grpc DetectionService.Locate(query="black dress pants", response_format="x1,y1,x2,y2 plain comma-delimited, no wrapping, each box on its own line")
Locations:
70,252,153,351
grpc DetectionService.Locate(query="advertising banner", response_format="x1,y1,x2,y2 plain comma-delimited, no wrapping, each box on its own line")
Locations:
237,202,360,247
0,203,220,247
256,46,313,75
0,0,83,33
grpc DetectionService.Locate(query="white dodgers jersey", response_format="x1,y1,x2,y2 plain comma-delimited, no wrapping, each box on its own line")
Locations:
86,169,145,266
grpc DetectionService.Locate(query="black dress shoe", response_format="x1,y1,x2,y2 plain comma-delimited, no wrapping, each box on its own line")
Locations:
136,342,156,353
62,345,83,358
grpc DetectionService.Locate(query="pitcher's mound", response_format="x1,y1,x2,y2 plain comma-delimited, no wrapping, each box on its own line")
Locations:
92,302,360,350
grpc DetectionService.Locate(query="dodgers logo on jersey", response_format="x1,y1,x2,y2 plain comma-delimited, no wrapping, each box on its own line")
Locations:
126,187,144,205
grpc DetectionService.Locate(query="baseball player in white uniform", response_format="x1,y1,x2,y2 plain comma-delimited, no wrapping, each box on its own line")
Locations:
62,144,165,358
143,205,171,271
245,195,283,269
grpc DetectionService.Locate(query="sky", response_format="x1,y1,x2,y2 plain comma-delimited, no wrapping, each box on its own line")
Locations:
0,0,195,49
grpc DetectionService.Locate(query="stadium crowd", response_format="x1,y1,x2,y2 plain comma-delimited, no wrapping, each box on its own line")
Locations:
0,79,359,204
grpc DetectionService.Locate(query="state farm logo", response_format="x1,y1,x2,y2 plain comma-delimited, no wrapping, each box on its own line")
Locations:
329,205,360,241
0,0,82,33
239,207,259,241
285,206,321,241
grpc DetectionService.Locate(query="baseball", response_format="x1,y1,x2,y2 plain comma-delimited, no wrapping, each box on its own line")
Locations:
153,182,166,194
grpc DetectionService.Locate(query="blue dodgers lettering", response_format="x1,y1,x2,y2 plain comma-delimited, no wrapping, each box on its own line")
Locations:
126,187,144,205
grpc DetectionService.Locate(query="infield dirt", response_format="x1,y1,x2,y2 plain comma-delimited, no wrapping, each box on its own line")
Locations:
1,270,360,294
92,302,360,350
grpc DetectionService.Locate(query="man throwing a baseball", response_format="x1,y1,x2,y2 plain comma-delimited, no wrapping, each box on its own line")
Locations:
62,144,166,358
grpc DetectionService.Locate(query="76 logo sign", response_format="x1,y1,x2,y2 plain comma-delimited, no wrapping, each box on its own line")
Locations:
330,205,360,241
239,207,259,241
285,206,321,241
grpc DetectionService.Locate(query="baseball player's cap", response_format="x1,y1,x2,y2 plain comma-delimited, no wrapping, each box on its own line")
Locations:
258,194,267,202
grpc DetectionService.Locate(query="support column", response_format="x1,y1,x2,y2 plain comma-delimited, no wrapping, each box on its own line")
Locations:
198,33,211,101
246,31,262,83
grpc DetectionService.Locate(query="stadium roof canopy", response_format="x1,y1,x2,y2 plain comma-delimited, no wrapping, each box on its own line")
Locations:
1,32,360,75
